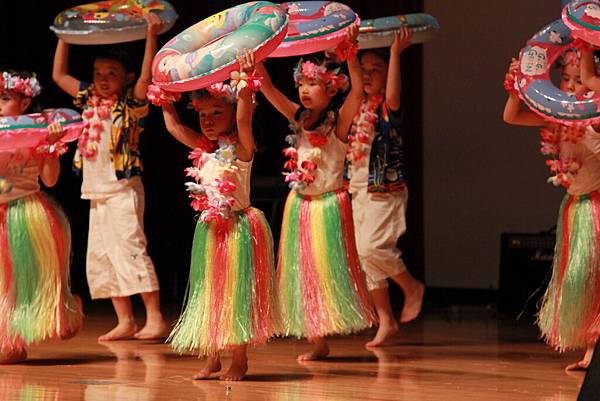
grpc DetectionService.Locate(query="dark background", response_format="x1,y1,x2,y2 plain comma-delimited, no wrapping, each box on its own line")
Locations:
0,0,424,311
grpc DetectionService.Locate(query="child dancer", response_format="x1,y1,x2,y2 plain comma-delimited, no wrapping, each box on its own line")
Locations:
52,13,167,341
504,50,600,371
163,50,276,381
0,70,83,363
257,26,376,361
346,28,425,347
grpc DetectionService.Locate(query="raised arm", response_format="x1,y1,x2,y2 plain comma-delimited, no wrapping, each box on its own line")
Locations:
336,25,363,142
134,12,164,101
255,62,299,121
386,28,411,111
502,58,545,126
162,102,203,149
581,46,600,92
39,122,66,187
235,50,256,162
52,39,81,98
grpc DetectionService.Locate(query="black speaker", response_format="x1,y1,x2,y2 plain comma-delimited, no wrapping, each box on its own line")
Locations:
499,232,555,318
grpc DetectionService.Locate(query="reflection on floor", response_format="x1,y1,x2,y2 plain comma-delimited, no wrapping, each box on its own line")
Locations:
0,308,584,401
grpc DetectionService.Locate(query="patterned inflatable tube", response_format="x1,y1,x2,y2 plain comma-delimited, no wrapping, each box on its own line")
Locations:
151,1,288,92
0,109,84,151
50,0,178,45
269,1,359,58
358,14,440,49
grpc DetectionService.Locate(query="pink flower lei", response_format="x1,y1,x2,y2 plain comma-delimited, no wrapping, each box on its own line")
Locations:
539,125,584,188
283,110,335,191
0,71,42,98
347,95,383,165
78,87,117,159
185,133,239,223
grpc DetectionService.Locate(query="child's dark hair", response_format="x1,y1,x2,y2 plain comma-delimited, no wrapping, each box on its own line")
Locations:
293,55,346,129
94,47,134,73
359,48,391,65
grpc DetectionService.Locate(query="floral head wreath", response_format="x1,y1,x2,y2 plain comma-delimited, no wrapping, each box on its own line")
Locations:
560,48,581,67
0,71,42,98
293,59,349,92
188,83,237,109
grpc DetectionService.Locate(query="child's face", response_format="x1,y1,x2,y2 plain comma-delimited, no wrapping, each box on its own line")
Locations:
297,77,333,111
361,52,388,96
191,96,235,140
93,59,129,98
560,64,587,96
0,90,30,117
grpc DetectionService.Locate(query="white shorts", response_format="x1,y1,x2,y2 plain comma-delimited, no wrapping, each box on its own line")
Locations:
352,188,409,290
86,179,159,299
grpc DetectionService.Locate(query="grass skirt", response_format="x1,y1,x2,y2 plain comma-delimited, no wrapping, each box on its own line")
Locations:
169,207,276,356
0,192,82,353
538,191,600,351
277,189,376,338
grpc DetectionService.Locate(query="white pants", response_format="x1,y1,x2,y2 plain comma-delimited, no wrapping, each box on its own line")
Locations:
352,188,408,290
86,180,159,299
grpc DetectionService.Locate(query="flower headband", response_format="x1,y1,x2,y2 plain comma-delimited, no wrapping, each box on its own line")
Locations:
293,59,349,92
560,49,581,67
188,83,237,108
0,71,42,98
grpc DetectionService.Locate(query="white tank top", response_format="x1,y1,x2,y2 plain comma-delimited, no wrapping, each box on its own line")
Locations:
198,154,252,211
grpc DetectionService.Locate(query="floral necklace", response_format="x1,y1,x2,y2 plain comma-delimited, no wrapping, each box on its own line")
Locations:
347,94,383,166
185,132,238,223
539,125,584,188
79,89,117,159
283,109,335,191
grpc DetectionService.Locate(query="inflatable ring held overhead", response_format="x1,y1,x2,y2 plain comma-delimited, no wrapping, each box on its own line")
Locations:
563,0,600,47
269,1,359,58
0,109,84,151
152,1,288,92
515,19,600,126
50,0,178,45
358,14,440,49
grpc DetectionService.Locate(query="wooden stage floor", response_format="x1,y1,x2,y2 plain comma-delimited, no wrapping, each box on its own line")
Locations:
0,310,585,401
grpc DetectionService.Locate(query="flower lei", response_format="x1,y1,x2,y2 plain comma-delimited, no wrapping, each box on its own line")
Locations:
0,71,41,98
539,125,585,188
283,110,335,190
78,90,117,159
184,133,239,223
347,94,383,165
36,141,68,158
293,59,349,92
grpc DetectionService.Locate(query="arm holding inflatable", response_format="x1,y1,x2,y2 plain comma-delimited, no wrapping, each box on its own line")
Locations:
162,103,203,149
236,50,256,163
337,25,363,142
503,58,545,126
256,62,299,121
39,122,65,187
134,13,164,101
52,40,81,98
386,28,411,111
581,47,600,92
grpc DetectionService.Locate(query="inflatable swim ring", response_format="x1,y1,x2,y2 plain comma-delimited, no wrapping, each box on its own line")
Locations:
0,108,84,151
515,18,600,126
358,14,440,49
269,1,359,57
562,0,600,47
152,1,288,92
50,0,178,45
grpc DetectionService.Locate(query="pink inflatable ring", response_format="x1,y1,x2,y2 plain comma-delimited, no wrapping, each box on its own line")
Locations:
0,108,84,151
270,1,359,58
152,1,288,92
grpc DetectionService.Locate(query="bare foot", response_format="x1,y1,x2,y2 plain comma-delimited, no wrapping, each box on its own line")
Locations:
297,340,330,361
366,318,399,348
220,357,248,381
400,281,425,323
0,348,27,364
193,356,222,380
133,318,169,340
98,321,138,341
565,360,590,371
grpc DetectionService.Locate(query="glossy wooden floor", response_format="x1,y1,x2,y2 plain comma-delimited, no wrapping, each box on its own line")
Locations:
1,309,585,401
